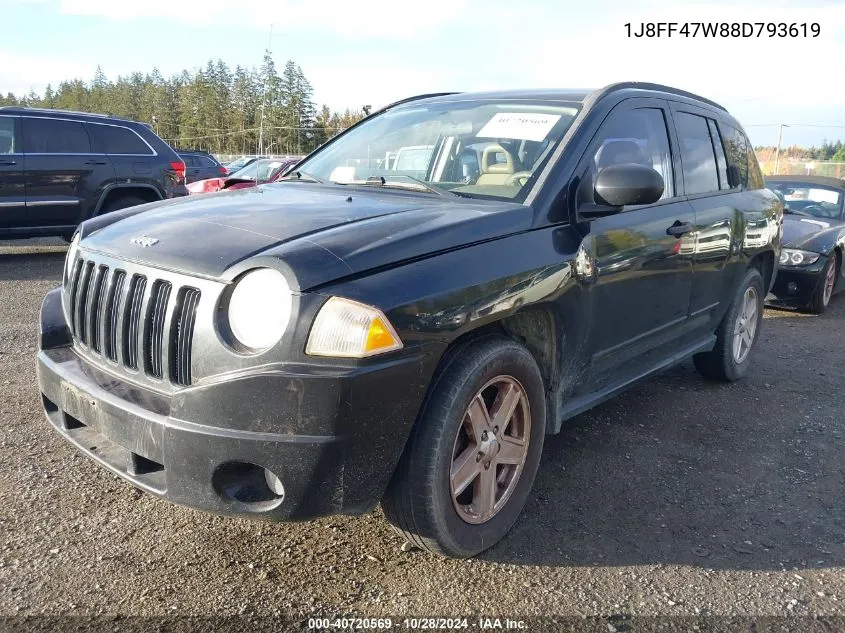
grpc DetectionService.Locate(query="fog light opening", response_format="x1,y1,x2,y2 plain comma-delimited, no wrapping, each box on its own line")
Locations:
212,462,285,512
787,281,799,294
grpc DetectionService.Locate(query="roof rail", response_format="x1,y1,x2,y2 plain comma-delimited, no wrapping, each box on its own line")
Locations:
593,82,728,112
0,106,118,118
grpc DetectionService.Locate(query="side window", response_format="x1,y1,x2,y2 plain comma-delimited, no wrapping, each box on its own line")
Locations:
592,107,674,199
719,123,749,189
745,134,764,190
199,155,218,167
707,119,730,191
88,124,153,155
22,117,91,154
674,112,719,195
0,117,16,154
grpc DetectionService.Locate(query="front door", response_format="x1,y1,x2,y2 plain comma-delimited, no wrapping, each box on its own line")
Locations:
0,115,26,227
575,100,696,387
21,115,114,229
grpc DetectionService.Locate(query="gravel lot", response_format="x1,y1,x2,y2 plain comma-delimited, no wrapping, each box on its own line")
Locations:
1,238,843,631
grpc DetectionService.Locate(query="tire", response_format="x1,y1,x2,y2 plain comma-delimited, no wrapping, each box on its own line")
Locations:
100,195,148,214
381,335,546,558
693,267,765,382
807,252,840,315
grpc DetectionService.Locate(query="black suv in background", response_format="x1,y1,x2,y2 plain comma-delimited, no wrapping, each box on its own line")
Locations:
0,107,187,241
176,149,227,183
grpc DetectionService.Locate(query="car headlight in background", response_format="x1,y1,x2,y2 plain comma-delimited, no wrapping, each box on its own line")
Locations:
779,248,820,266
226,268,292,351
306,297,403,358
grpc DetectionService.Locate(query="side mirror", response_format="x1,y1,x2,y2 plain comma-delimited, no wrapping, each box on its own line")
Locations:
727,164,741,188
592,163,664,209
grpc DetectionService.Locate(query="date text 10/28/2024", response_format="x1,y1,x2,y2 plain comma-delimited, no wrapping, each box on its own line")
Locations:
308,618,527,630
625,22,821,38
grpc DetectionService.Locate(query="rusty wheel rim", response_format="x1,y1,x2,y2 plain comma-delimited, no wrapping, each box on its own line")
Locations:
450,375,531,525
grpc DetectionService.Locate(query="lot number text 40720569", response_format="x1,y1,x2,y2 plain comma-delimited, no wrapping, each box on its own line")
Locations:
624,22,821,38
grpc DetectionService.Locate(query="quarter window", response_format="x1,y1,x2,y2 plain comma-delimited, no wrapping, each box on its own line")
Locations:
675,112,719,196
22,117,91,154
591,107,675,200
88,124,152,155
719,123,749,189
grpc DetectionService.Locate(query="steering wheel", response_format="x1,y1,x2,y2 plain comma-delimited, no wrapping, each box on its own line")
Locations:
802,204,836,219
504,171,533,187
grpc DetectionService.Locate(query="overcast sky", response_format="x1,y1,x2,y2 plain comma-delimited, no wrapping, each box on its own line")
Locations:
2,0,845,147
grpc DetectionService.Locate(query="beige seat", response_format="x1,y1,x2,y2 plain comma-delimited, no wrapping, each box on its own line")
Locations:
476,144,516,185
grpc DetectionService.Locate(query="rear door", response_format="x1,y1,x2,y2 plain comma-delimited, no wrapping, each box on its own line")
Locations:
667,103,747,336
22,116,114,228
0,114,26,227
87,121,155,195
183,155,202,183
578,99,697,387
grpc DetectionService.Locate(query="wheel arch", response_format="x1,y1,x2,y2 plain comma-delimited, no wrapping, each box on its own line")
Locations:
93,184,163,216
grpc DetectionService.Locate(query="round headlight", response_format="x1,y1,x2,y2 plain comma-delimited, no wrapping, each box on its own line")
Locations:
226,268,292,351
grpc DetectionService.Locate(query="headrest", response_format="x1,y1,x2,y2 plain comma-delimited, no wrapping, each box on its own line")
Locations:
480,144,515,174
595,140,648,169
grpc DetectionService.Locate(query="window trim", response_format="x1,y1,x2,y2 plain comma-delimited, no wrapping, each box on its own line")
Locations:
86,121,157,156
707,118,730,191
18,115,157,157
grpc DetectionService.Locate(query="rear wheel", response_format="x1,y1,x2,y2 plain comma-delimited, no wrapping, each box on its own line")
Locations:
694,267,764,382
807,252,839,314
100,195,148,215
382,336,546,558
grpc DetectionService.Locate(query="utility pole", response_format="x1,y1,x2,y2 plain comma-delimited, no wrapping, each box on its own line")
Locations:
258,23,274,156
774,123,789,175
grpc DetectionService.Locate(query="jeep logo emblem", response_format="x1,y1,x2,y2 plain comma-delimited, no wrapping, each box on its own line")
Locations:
131,236,159,247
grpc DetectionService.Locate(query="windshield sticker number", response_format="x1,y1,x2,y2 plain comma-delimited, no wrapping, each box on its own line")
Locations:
477,113,562,142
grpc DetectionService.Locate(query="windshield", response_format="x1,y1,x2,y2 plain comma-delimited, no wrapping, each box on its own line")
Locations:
226,157,253,171
294,100,581,201
231,159,285,182
767,181,844,219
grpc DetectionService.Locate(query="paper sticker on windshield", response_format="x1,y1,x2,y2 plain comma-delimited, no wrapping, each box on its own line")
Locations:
477,113,562,142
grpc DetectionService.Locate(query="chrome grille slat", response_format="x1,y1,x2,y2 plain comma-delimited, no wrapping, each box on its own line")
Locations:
64,251,206,388
104,271,126,362
75,262,95,344
171,288,200,386
144,281,171,379
124,275,147,370
88,265,108,353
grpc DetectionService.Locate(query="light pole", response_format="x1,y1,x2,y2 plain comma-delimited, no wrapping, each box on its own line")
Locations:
258,23,274,156
774,123,789,175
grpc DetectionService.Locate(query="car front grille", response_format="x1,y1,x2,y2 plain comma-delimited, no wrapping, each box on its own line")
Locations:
66,254,202,387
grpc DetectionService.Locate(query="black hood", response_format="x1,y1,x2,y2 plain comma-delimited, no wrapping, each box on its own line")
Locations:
80,183,531,290
782,215,841,248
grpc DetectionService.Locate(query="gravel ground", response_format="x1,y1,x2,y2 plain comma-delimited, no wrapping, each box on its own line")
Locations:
1,238,843,632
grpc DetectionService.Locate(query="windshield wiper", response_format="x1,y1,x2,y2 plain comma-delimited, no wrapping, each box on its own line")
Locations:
783,207,810,217
349,175,449,197
279,170,325,184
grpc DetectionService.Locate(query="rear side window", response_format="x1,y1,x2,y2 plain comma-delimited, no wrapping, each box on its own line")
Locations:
181,155,198,167
22,117,91,154
88,123,153,155
719,123,749,189
0,116,16,153
674,112,719,195
198,155,218,167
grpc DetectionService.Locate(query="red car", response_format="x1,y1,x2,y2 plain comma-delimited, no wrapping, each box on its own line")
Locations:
187,158,302,194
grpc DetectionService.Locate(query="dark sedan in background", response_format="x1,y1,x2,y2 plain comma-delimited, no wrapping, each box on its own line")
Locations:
765,176,845,313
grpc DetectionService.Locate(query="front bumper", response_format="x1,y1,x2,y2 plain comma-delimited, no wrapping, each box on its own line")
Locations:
37,287,436,521
767,256,828,306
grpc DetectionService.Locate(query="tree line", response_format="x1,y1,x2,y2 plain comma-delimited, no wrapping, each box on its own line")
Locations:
0,54,367,156
755,139,845,163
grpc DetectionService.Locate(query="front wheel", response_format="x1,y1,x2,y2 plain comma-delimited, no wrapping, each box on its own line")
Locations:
807,252,839,314
381,336,546,558
694,267,765,382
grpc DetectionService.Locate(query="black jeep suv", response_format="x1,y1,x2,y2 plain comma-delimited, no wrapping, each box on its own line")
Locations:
36,83,783,558
0,107,187,240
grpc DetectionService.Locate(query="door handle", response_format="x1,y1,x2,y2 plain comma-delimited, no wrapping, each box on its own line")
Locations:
0,159,16,166
85,160,108,165
666,220,694,237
